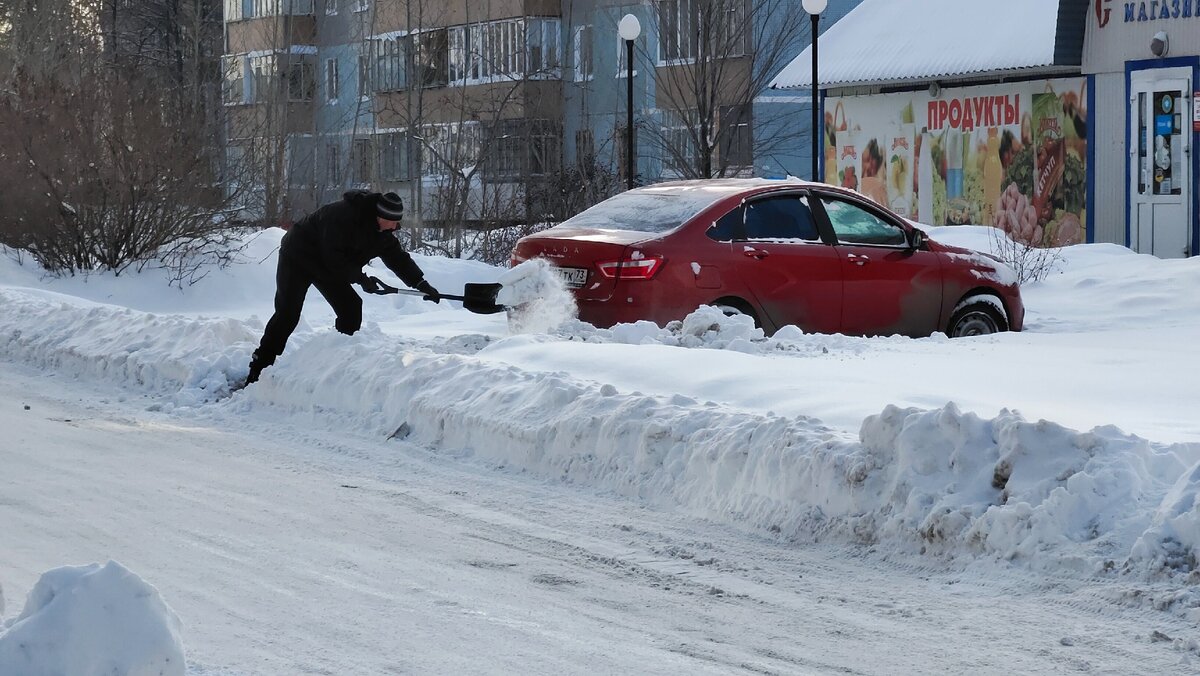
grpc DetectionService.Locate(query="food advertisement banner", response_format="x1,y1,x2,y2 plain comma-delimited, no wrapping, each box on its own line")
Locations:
823,78,1089,246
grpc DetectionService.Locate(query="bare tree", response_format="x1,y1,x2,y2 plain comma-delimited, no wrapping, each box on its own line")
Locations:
0,0,252,281
369,1,565,258
642,0,807,179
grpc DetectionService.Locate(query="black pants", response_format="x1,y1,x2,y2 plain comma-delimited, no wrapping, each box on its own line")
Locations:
253,253,362,365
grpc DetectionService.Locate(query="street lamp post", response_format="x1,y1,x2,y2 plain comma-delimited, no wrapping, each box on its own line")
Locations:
803,0,827,182
618,14,641,191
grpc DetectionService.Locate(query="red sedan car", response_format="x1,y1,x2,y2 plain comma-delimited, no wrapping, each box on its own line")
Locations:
511,179,1024,338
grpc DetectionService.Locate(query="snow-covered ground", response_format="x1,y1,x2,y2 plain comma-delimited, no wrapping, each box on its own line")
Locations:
2,226,1199,673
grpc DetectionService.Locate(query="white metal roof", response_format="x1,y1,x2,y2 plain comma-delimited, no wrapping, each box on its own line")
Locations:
771,0,1063,90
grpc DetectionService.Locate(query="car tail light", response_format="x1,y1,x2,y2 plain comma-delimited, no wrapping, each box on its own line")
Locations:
596,255,664,280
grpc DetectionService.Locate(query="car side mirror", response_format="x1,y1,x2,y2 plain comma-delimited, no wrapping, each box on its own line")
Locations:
908,228,926,250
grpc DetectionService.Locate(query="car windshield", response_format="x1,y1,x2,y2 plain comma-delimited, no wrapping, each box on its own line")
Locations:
556,185,744,234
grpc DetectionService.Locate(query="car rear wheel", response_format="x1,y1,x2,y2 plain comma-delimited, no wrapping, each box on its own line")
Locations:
714,299,760,328
947,296,1009,337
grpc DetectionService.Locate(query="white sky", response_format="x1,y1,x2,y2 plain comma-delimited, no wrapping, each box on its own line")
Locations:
2,224,1200,673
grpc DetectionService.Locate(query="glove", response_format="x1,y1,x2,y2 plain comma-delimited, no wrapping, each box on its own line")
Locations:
359,275,398,295
358,274,381,294
416,279,441,304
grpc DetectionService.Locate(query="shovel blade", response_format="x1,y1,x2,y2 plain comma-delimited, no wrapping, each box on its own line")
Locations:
461,282,505,314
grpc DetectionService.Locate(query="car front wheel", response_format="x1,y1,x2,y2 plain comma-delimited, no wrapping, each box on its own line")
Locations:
947,296,1009,337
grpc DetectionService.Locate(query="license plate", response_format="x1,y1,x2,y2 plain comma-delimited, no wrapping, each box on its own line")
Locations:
555,266,588,289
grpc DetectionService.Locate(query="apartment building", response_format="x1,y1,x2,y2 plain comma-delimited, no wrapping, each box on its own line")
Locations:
222,0,816,226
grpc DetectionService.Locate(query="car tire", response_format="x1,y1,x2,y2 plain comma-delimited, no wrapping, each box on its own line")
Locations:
714,300,760,328
946,295,1009,337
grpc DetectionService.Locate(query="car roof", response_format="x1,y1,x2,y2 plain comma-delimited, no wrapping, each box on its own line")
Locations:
628,178,869,204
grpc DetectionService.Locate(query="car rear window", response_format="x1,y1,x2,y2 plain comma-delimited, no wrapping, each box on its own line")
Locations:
557,186,742,234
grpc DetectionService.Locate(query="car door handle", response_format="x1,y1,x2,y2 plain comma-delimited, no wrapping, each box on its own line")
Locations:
743,248,770,260
847,253,870,266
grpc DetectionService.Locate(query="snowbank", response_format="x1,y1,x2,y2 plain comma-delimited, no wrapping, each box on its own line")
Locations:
3,233,1200,613
240,329,1200,586
0,561,185,676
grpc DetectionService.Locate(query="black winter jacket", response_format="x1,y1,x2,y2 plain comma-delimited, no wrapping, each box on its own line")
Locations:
280,190,425,288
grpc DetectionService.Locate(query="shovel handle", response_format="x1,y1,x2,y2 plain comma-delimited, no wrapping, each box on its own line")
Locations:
364,276,504,314
364,277,467,301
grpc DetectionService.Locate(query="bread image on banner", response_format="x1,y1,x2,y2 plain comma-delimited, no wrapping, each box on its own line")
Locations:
887,123,915,218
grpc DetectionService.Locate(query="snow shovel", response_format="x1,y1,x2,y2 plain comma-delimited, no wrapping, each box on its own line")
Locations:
363,276,505,314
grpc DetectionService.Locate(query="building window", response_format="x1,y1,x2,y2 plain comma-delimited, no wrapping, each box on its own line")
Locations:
372,37,406,92
288,59,316,101
324,0,336,15
661,108,697,175
325,58,339,102
484,120,524,178
222,55,246,104
327,142,340,185
656,0,698,63
225,0,312,19
529,121,561,175
483,20,523,81
526,18,560,76
351,138,372,184
573,25,593,81
448,25,472,83
723,0,748,57
413,28,448,88
357,53,371,97
250,54,275,102
252,0,278,18
378,131,410,181
419,122,481,176
720,104,752,168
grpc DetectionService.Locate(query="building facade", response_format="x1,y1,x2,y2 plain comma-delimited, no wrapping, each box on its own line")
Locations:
1085,0,1199,258
222,0,817,227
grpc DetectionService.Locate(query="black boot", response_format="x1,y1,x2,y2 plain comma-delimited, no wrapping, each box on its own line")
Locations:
246,350,274,385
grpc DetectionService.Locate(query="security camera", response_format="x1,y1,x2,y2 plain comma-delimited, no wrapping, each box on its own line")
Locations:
1151,31,1169,57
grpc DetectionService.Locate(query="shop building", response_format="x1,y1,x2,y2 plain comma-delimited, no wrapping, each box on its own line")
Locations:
771,0,1199,259
1086,0,1198,258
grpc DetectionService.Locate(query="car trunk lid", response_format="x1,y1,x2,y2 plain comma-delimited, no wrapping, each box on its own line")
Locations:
512,227,657,300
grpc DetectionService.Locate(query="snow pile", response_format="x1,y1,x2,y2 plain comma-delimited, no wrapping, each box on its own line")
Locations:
4,230,1200,597
559,305,882,357
0,289,258,404
496,257,578,334
0,561,185,676
213,326,1200,595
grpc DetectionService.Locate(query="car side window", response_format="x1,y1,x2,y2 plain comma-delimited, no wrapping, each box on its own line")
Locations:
819,198,907,246
706,206,743,242
743,195,818,241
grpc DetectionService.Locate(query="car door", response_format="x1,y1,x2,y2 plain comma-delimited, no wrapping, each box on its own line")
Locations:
811,193,943,336
733,192,842,334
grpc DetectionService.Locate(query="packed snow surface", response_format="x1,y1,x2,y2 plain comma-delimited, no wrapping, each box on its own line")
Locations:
3,225,1200,672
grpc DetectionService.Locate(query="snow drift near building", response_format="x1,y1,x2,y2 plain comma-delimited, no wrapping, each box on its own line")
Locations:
0,561,186,676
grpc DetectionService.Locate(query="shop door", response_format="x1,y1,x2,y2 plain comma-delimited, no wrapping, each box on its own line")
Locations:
1129,69,1192,258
